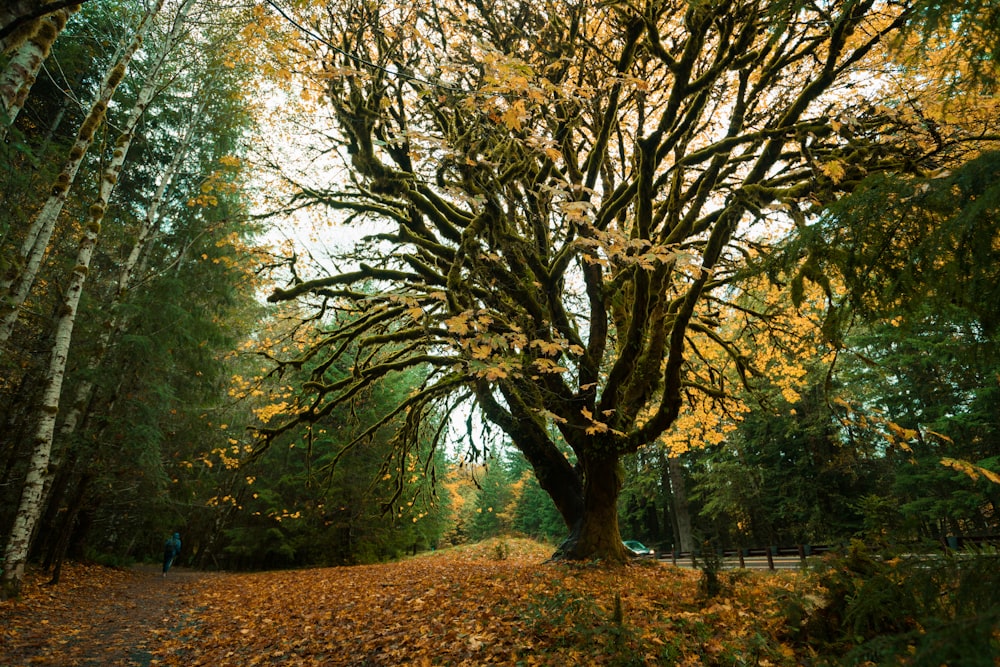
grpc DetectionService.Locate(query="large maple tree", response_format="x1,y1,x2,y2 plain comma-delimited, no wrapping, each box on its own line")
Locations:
259,0,977,561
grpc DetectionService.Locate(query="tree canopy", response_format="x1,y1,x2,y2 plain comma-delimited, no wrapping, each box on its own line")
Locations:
254,0,998,561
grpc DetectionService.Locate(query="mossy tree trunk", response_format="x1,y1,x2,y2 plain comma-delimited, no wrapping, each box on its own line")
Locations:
555,447,628,563
0,0,176,599
0,0,163,349
0,7,75,139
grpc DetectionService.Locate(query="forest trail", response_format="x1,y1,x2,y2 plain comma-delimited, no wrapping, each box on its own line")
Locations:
0,562,209,666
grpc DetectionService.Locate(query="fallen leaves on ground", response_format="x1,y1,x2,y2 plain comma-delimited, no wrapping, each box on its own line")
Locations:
0,561,204,666
2,539,814,666
155,539,809,666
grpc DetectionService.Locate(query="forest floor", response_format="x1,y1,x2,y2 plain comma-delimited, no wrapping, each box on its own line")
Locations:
0,538,818,666
0,560,208,666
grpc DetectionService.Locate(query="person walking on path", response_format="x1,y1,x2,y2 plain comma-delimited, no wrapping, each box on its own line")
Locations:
162,532,181,576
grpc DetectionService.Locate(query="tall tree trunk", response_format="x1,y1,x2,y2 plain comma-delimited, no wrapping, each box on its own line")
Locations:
0,1,86,52
555,448,628,563
36,98,66,155
0,0,163,348
0,0,177,598
0,189,103,598
667,454,694,553
45,472,90,585
51,85,207,467
0,6,74,139
477,385,630,562
37,448,78,566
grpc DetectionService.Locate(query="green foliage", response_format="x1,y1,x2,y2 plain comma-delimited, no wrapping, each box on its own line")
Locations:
215,340,451,569
511,473,565,542
836,305,1000,542
468,459,515,541
520,580,641,665
450,448,565,545
85,550,136,569
618,450,670,550
685,286,998,552
690,378,878,548
0,0,269,572
789,152,1000,335
905,0,1000,91
222,526,297,569
789,541,1000,666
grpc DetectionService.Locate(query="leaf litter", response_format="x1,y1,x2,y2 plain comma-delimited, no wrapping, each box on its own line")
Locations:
2,539,812,666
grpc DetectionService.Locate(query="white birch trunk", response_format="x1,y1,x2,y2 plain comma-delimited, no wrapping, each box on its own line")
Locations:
0,193,102,598
0,0,165,349
0,0,189,598
54,89,208,455
0,7,74,139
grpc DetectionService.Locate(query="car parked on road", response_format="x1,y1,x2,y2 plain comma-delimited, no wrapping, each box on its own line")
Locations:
623,540,656,557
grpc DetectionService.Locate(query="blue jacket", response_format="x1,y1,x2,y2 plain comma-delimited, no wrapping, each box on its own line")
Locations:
165,533,181,557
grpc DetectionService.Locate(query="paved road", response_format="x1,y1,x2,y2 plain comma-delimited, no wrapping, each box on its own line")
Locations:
660,554,815,571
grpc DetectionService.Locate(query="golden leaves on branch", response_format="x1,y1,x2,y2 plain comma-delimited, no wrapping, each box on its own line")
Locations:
575,226,690,272
440,308,584,383
253,401,291,424
818,159,848,185
829,396,957,460
655,277,828,457
531,358,569,374
940,458,1000,485
581,407,624,437
477,49,554,132
443,312,473,336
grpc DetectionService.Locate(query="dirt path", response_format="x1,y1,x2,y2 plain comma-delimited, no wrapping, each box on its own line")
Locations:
0,562,208,666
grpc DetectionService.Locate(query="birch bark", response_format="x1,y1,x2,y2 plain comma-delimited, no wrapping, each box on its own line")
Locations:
0,0,164,349
53,89,208,460
0,7,75,140
0,0,194,599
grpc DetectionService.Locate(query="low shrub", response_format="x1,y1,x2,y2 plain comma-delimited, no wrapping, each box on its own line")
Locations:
785,540,1000,665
